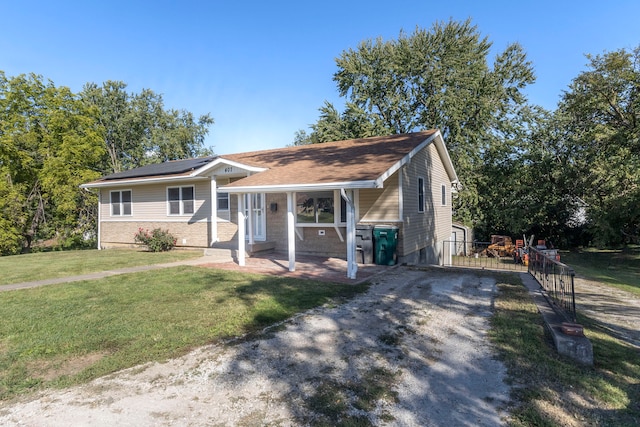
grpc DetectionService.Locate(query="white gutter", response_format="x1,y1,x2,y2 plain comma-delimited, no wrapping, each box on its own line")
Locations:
373,132,437,188
220,180,380,194
80,175,209,189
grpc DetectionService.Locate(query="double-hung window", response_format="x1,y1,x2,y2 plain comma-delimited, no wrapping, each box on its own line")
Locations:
296,191,347,225
418,177,425,213
217,191,229,211
110,190,132,216
167,186,194,215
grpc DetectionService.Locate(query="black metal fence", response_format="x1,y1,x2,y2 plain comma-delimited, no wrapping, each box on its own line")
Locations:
442,240,527,272
528,246,576,322
442,240,577,322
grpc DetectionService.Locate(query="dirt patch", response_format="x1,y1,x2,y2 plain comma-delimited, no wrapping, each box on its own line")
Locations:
0,267,511,426
28,352,107,382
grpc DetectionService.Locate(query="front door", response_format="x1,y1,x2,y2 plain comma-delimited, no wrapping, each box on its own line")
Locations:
244,193,266,241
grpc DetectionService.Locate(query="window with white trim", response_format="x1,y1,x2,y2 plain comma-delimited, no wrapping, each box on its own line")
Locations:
110,190,132,216
295,191,347,225
441,184,447,206
217,191,229,211
418,177,425,213
167,186,194,215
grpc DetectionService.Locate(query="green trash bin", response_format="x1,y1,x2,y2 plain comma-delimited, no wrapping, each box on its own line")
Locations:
373,225,399,265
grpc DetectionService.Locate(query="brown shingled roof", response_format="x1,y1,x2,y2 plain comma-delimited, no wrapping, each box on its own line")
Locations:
81,130,455,190
220,130,438,189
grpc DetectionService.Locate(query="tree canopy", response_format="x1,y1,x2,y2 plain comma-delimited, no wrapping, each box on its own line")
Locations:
296,19,536,229
558,47,640,245
296,20,639,247
0,74,214,255
81,81,214,173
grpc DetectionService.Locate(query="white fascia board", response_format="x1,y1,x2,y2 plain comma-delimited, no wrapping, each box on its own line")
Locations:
220,180,379,194
373,132,438,188
433,131,459,184
80,175,209,189
192,157,267,176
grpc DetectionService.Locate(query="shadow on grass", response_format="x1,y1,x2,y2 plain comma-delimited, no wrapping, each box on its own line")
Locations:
490,275,640,427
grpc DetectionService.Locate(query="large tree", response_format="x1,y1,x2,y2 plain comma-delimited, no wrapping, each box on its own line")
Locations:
295,19,536,226
475,106,585,246
81,81,214,173
559,47,640,245
0,72,105,254
0,74,216,255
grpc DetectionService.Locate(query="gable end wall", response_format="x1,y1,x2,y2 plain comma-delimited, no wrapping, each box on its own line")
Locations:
400,143,452,264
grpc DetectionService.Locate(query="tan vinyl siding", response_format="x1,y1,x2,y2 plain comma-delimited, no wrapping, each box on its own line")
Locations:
100,180,211,222
400,143,452,264
99,180,213,248
359,171,400,222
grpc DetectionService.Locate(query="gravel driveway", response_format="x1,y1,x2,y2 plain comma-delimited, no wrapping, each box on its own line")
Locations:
0,267,511,426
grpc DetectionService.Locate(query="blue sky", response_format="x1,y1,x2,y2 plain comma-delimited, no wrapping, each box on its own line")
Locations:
1,1,639,154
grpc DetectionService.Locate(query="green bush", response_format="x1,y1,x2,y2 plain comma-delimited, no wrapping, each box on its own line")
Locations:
134,228,177,252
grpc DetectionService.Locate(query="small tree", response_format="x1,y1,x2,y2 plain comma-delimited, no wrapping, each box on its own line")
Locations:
134,228,177,252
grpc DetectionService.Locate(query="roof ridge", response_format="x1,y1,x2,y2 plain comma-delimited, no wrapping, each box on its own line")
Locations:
221,130,437,159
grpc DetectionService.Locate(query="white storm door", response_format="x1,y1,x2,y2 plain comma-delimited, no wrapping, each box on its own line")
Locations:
244,193,266,241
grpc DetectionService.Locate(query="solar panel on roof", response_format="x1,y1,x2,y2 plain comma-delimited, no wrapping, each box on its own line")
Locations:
103,156,218,180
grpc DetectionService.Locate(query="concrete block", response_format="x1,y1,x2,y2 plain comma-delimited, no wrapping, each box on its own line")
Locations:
551,325,594,366
520,272,594,366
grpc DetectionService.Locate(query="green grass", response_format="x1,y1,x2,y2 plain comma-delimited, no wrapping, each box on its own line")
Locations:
560,246,640,295
0,249,202,285
0,266,368,401
490,274,640,426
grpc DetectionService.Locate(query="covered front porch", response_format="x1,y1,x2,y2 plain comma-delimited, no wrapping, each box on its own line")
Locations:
225,189,362,280
197,250,391,285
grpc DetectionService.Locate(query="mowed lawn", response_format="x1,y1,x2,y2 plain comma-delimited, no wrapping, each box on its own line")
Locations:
0,249,202,286
561,246,640,295
0,263,368,400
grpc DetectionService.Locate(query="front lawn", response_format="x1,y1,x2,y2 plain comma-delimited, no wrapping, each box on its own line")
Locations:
0,249,202,286
0,266,368,400
561,246,640,295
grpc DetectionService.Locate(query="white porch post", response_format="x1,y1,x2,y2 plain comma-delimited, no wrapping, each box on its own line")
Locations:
237,193,246,266
247,194,254,248
210,176,217,246
341,188,357,279
97,190,102,250
286,192,296,272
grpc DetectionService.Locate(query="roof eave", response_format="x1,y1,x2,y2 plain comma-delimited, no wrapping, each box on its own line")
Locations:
372,131,438,187
433,131,459,184
80,175,209,189
219,180,380,193
192,157,267,176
